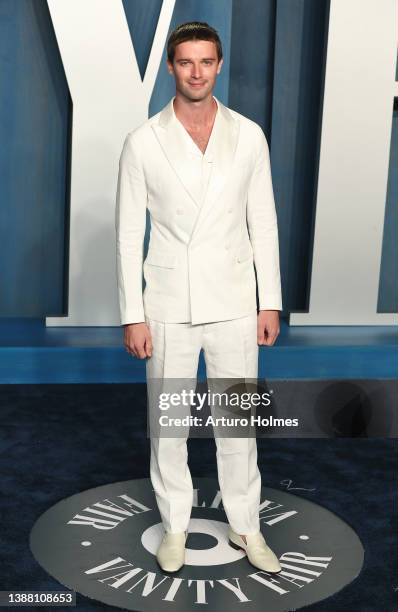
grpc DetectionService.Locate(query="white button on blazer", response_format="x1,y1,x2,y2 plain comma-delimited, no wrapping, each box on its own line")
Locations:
115,95,282,326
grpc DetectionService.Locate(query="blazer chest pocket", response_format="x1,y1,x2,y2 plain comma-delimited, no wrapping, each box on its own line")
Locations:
145,249,177,269
236,244,254,263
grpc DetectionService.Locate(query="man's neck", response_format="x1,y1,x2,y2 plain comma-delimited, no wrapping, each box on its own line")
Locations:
173,94,217,129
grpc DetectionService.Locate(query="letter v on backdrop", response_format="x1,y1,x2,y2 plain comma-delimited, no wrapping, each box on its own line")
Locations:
45,0,176,326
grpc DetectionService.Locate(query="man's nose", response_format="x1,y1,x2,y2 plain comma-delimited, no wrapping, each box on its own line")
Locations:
191,64,202,78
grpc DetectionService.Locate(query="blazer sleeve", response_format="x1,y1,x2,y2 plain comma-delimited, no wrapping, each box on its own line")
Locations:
115,132,147,326
246,127,282,311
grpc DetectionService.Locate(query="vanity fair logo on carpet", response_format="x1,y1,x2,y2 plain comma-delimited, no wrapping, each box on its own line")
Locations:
30,478,364,611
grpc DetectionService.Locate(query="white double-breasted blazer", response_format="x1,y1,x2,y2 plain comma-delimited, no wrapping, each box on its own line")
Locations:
115,95,282,326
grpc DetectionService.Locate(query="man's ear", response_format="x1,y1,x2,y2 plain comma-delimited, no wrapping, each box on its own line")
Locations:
217,58,223,74
166,59,174,75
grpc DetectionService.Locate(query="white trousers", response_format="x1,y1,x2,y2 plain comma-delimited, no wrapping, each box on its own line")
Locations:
145,312,262,535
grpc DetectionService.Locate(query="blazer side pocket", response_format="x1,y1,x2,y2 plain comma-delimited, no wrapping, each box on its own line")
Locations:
145,249,177,269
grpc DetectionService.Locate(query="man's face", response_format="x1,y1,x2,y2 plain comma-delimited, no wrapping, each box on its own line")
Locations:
167,39,223,102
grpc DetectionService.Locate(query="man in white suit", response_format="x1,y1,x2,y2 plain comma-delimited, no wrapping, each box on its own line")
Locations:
115,22,282,574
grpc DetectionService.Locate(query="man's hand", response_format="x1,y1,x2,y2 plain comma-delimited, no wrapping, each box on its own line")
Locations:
257,310,280,346
124,322,153,359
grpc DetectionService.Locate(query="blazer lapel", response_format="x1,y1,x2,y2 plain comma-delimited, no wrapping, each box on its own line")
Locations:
190,97,239,239
151,95,240,225
152,96,203,209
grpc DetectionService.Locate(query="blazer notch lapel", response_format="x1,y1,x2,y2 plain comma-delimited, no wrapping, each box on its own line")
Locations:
152,99,204,209
151,96,240,230
188,101,240,240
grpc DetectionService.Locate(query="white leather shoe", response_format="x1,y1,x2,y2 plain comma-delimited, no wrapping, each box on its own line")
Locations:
228,528,282,573
156,530,188,572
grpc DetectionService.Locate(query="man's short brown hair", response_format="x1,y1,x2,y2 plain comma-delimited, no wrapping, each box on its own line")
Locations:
167,21,223,63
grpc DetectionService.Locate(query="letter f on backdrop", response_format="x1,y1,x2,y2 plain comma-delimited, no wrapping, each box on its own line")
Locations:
290,0,398,325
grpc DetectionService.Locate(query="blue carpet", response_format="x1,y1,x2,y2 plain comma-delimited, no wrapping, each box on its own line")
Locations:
1,383,396,610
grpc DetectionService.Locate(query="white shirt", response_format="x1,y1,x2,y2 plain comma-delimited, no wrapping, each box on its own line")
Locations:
171,100,219,209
